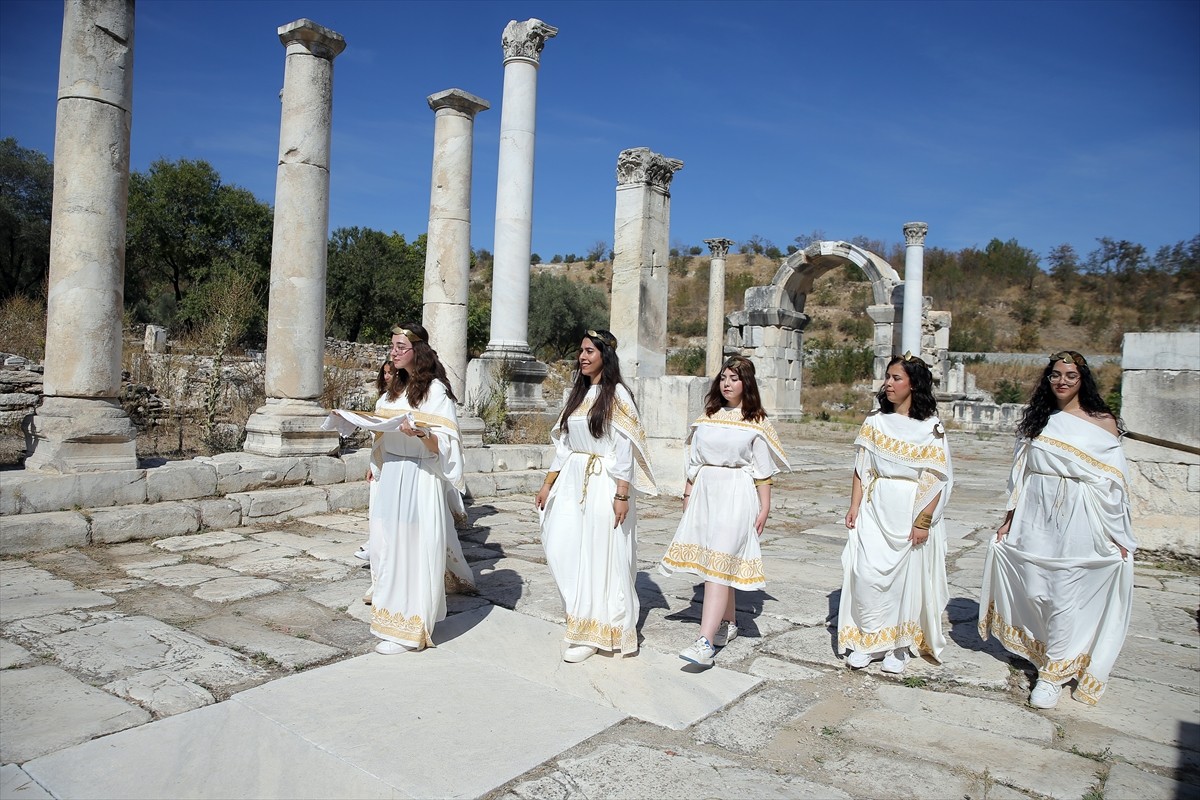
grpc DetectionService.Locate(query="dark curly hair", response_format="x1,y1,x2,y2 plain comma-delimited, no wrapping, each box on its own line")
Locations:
1016,350,1121,439
387,322,457,405
704,356,766,422
876,355,938,420
374,359,393,397
558,329,635,438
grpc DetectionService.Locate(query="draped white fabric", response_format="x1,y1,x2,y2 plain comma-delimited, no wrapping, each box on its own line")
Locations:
838,412,953,661
660,410,790,589
322,381,474,648
979,412,1136,704
541,385,658,653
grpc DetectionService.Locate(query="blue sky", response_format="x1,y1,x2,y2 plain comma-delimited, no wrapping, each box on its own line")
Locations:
2,0,1197,264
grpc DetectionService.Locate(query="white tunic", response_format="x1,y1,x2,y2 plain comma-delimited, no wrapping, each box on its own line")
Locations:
979,412,1135,704
838,411,953,661
323,381,474,648
660,409,789,589
540,385,657,653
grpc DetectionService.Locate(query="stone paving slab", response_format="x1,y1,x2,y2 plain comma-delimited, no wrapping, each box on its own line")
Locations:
190,615,344,670
435,605,762,730
153,530,246,552
191,575,282,603
103,667,216,717
694,684,820,753
0,665,151,763
0,636,33,668
0,589,116,624
0,764,53,800
1105,761,1193,800
125,562,239,587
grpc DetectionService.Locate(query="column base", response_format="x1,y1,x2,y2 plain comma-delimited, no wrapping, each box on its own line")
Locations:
466,348,549,413
24,396,138,473
243,398,341,458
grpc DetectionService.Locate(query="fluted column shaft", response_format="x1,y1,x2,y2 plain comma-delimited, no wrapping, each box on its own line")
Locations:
705,238,734,376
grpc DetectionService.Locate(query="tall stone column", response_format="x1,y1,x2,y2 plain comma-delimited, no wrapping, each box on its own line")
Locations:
704,238,734,376
422,89,489,401
609,147,684,377
243,19,345,457
466,18,556,411
26,0,137,473
901,221,928,357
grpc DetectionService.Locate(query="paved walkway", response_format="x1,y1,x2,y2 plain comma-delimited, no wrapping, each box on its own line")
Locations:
1,423,1197,800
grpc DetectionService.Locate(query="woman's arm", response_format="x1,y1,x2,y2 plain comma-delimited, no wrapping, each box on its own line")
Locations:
909,492,940,546
845,470,863,529
755,481,771,535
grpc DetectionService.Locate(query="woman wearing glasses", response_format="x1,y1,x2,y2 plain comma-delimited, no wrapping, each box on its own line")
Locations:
536,330,658,663
839,353,953,675
325,323,474,653
979,351,1134,708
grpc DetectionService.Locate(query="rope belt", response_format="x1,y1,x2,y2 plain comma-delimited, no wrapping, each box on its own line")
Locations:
575,452,604,506
864,469,916,505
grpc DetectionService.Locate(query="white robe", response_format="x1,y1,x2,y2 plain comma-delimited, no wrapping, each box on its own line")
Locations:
979,412,1136,704
838,411,953,661
540,384,657,654
660,409,790,589
323,381,474,648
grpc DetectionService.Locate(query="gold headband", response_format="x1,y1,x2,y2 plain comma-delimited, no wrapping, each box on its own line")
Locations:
392,326,425,343
723,355,754,371
1049,351,1084,366
902,351,926,366
586,329,617,349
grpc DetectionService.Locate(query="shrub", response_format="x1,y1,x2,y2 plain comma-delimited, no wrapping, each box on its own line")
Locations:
809,346,873,386
993,379,1024,405
666,347,705,376
836,316,872,340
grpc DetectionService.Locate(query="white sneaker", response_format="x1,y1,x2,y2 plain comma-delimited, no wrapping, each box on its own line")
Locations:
354,545,369,560
563,645,597,663
845,650,876,669
713,620,739,647
375,641,417,655
679,637,717,666
881,649,908,674
1029,679,1062,709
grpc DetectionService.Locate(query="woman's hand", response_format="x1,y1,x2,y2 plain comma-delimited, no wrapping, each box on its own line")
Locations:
844,506,858,529
996,511,1014,542
613,498,630,528
1115,542,1129,560
755,509,768,536
535,483,550,510
909,526,929,546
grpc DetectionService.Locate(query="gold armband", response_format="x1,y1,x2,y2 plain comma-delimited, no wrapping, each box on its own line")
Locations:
543,471,560,487
914,512,933,530
753,477,773,487
613,493,630,502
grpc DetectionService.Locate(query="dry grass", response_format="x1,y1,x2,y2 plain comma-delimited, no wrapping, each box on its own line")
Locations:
0,293,47,360
800,379,876,424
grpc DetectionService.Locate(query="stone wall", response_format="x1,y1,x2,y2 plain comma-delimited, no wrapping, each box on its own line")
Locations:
0,357,42,427
1120,331,1199,557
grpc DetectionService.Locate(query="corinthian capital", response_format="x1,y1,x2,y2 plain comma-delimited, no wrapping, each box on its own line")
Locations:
903,221,929,246
704,238,735,259
502,19,558,64
616,147,685,189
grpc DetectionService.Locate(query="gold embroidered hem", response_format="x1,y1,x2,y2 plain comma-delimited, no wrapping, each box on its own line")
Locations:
444,568,476,595
839,620,930,655
371,606,432,648
565,613,638,653
978,601,1107,703
661,542,766,587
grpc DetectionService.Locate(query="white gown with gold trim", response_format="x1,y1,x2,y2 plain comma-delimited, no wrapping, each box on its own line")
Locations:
540,384,657,654
838,411,953,662
979,412,1135,704
659,409,790,589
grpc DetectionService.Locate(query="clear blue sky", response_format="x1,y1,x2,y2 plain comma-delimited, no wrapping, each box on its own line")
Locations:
2,0,1197,265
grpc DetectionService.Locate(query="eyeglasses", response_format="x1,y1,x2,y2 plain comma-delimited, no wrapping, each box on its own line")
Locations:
1047,372,1080,385
390,346,412,354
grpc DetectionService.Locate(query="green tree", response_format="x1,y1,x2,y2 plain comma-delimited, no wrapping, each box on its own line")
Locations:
527,272,608,360
0,138,53,300
1047,243,1079,285
325,228,425,343
125,158,273,331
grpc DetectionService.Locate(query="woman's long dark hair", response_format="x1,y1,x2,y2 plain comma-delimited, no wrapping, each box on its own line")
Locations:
876,355,938,420
1016,350,1121,439
375,359,393,397
387,322,457,406
704,356,766,422
558,330,633,438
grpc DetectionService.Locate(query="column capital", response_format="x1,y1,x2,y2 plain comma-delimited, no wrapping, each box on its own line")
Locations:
704,238,735,259
903,221,929,246
616,147,685,190
502,18,558,65
427,88,490,117
278,18,346,59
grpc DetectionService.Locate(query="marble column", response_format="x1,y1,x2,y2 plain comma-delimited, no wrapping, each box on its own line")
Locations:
243,19,345,457
704,238,734,376
609,147,684,377
26,0,136,473
901,221,928,357
422,89,489,401
466,18,556,411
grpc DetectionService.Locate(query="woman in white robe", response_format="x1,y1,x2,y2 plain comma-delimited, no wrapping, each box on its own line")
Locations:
979,350,1134,708
535,330,657,663
660,356,789,666
840,354,953,674
323,323,474,654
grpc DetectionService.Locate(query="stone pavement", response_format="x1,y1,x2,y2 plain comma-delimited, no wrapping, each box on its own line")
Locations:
1,423,1197,800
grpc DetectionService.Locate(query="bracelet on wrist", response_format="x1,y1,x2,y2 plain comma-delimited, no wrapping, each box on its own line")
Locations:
614,493,630,501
